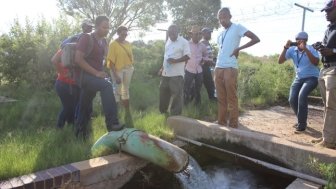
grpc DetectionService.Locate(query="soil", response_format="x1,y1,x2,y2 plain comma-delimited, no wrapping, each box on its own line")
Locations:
238,106,324,146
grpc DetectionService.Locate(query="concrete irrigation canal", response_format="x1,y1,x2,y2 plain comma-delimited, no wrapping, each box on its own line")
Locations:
1,116,335,189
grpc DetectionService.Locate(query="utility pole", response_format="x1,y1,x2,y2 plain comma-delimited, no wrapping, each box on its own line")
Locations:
294,3,314,31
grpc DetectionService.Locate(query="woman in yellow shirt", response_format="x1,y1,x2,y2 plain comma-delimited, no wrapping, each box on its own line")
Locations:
106,26,134,126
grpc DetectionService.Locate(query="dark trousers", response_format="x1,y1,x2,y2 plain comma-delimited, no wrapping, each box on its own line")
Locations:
184,70,203,105
202,64,216,100
159,76,184,115
55,80,79,128
76,72,119,136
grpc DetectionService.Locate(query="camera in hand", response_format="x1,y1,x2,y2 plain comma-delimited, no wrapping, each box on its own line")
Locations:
290,42,298,46
312,42,325,50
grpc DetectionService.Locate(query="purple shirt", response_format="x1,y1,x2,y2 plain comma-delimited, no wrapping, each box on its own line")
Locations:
185,41,209,74
76,33,107,71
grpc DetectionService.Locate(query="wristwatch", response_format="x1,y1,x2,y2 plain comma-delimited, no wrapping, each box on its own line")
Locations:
333,48,336,53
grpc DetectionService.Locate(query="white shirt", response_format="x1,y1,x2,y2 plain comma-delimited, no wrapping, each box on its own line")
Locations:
216,23,248,69
162,36,191,77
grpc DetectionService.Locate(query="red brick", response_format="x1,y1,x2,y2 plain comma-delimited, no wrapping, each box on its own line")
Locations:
19,175,34,189
63,164,80,182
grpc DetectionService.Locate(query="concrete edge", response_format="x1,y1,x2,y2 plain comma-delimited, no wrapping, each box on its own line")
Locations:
0,153,148,189
167,116,336,177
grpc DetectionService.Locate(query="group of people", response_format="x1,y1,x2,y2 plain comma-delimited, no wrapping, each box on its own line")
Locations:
52,16,134,139
52,1,336,149
277,0,336,149
160,4,336,150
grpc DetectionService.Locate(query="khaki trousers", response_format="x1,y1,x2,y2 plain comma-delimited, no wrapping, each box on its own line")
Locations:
214,68,238,127
318,66,336,144
111,66,134,102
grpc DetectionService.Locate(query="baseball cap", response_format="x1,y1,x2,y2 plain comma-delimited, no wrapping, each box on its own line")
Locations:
295,31,308,40
201,27,213,33
321,0,336,12
82,19,94,27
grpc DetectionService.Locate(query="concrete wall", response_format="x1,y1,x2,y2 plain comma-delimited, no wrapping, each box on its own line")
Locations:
167,116,336,177
0,153,147,189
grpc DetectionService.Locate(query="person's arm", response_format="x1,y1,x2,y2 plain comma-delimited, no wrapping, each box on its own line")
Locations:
202,44,212,65
109,61,121,84
231,30,260,57
51,50,63,73
167,55,190,64
278,40,291,64
301,43,319,65
75,35,107,78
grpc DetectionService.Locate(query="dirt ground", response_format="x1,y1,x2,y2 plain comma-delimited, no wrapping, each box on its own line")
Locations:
238,106,324,146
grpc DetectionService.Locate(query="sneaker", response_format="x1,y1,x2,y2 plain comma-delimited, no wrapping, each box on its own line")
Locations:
315,141,336,149
108,124,124,131
311,137,323,144
294,127,305,134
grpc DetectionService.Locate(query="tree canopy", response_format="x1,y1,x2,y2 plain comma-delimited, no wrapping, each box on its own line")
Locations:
57,0,167,39
167,0,221,36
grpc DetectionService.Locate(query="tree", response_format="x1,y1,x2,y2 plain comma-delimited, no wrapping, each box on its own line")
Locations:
57,0,167,39
167,0,221,36
0,17,75,88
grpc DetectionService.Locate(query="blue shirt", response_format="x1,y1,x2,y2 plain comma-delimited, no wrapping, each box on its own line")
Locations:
216,23,248,69
285,45,320,79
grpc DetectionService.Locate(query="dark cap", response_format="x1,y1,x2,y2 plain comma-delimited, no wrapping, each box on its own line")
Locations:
82,19,94,27
201,27,213,33
321,0,336,12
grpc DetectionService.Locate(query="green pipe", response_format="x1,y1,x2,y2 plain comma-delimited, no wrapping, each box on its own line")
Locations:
91,128,189,173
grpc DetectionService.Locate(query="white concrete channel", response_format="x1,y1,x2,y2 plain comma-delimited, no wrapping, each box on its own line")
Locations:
167,116,335,189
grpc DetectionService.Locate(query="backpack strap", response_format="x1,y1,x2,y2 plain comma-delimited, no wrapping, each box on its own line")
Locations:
116,41,133,62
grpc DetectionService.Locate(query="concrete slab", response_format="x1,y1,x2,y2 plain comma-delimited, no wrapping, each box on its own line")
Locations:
167,116,336,177
71,153,147,188
286,178,322,189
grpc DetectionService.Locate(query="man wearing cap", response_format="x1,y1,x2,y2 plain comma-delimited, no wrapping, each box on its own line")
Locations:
278,32,320,133
201,27,217,101
61,19,94,47
311,0,336,149
159,24,190,115
184,25,210,105
215,7,260,128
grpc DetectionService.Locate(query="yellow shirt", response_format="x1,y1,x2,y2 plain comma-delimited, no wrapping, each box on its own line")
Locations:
106,40,134,71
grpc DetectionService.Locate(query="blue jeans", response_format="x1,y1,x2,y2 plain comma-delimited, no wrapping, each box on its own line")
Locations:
55,80,79,128
288,77,318,130
76,72,120,137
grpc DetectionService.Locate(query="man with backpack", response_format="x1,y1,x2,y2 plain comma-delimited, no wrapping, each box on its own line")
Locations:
61,19,94,48
74,15,123,139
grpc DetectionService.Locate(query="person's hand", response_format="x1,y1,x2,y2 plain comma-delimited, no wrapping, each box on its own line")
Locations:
95,71,108,78
230,48,240,58
284,40,291,49
115,75,122,84
298,40,307,51
158,68,163,76
167,58,176,64
320,48,334,56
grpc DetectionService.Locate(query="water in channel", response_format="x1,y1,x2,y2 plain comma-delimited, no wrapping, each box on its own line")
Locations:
175,156,274,189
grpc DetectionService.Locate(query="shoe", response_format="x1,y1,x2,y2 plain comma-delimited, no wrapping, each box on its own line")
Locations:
292,123,298,128
311,137,323,144
315,141,336,149
108,124,124,131
294,127,305,134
